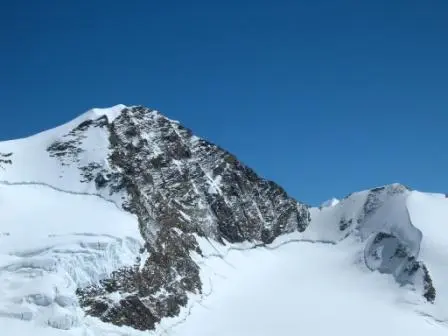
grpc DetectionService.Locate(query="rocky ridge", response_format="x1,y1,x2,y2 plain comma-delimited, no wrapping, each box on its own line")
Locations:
44,106,310,330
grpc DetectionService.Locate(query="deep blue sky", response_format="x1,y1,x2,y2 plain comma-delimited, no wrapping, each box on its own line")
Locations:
1,1,448,205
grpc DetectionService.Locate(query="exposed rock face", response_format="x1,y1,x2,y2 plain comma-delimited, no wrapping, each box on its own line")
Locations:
0,152,12,168
63,106,310,330
364,231,435,303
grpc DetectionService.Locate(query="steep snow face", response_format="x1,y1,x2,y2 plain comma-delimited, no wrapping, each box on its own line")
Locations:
407,192,448,319
0,106,121,201
0,183,142,334
308,184,436,303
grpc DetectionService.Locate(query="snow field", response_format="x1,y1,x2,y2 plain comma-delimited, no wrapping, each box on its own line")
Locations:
0,183,143,334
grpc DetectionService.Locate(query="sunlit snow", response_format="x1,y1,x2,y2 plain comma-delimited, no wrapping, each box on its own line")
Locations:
161,239,447,336
0,183,142,335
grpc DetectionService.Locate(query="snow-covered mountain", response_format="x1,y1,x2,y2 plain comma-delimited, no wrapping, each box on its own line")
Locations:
0,105,447,335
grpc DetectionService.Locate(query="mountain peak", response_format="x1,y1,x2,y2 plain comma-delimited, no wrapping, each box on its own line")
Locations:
67,104,167,136
0,104,309,331
82,104,129,122
369,182,411,193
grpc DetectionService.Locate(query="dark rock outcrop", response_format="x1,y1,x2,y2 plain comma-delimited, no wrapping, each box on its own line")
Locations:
355,185,435,303
63,106,310,330
364,231,435,301
0,152,13,168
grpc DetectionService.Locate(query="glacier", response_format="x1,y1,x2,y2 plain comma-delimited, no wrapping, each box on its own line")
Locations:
0,183,143,334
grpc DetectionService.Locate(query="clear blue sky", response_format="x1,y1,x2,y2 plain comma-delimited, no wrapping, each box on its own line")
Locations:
1,1,448,205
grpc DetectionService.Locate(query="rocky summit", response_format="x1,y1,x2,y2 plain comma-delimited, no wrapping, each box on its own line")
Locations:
44,105,310,330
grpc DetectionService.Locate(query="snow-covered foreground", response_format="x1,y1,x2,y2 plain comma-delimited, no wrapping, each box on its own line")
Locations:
164,239,447,336
2,181,448,335
0,183,143,335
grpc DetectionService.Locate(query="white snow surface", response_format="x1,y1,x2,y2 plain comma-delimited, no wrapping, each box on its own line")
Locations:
0,105,130,203
0,183,143,335
155,235,448,336
407,191,448,319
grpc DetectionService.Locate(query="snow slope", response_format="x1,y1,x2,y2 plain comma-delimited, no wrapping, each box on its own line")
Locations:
0,183,143,335
0,105,128,203
407,191,448,320
162,239,448,336
304,184,448,319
